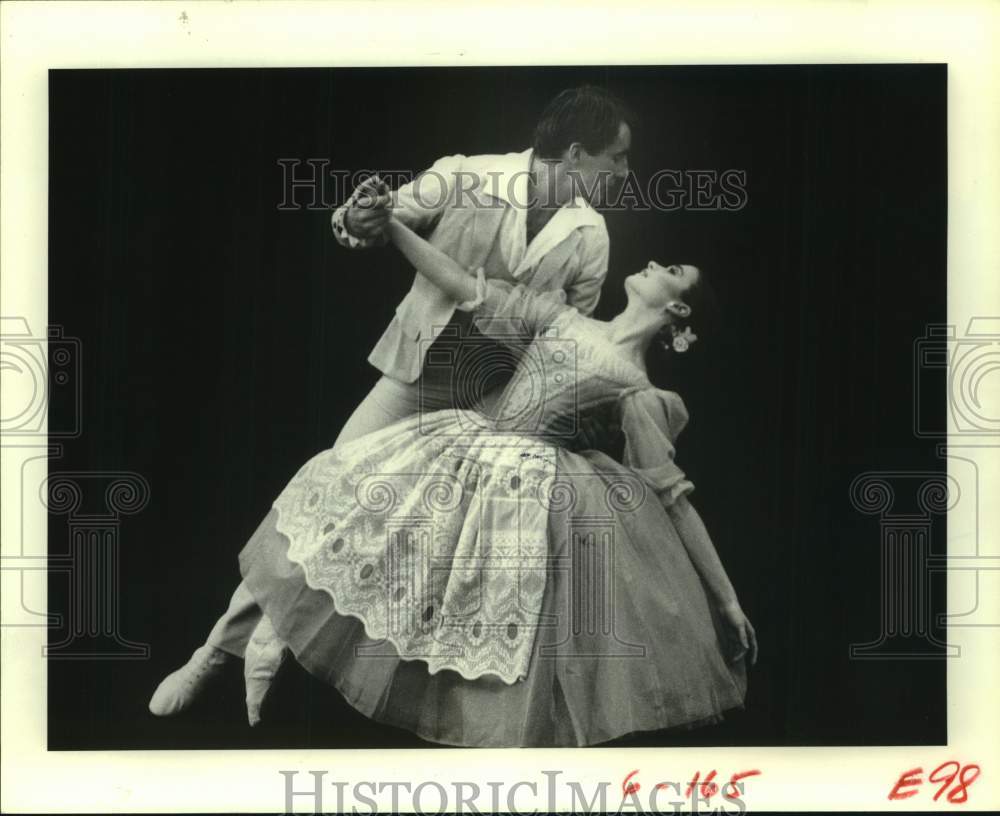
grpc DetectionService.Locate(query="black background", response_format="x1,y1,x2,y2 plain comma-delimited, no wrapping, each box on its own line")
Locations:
48,65,947,749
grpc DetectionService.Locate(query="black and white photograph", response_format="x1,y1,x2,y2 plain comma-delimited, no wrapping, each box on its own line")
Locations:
2,2,999,814
45,63,950,750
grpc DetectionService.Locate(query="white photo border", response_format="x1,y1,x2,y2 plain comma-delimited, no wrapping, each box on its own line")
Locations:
2,0,998,812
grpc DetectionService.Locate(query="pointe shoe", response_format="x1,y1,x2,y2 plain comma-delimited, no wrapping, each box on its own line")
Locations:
149,644,232,716
244,616,290,727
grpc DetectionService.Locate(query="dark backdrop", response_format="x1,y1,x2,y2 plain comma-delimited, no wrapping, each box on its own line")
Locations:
48,65,947,749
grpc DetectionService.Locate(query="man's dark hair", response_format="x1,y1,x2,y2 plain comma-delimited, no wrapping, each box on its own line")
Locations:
533,85,634,159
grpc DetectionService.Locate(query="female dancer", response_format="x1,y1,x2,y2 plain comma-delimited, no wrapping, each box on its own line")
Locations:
151,216,756,747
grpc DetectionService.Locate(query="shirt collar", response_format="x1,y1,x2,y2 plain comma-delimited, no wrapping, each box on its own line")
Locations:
484,148,604,230
479,147,533,208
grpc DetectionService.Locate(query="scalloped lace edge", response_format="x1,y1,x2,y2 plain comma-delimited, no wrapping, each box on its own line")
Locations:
272,502,528,686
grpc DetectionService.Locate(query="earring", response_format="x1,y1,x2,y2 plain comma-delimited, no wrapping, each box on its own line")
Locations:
670,325,698,353
666,301,691,319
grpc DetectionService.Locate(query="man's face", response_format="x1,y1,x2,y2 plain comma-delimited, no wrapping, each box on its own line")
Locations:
568,121,631,206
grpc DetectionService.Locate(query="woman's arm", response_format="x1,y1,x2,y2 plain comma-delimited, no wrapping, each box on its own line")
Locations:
668,494,758,664
385,216,478,304
667,495,738,606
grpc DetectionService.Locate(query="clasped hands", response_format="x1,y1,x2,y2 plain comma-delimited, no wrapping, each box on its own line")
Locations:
345,175,393,240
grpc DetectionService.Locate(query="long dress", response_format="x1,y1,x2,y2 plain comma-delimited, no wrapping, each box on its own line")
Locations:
237,279,747,747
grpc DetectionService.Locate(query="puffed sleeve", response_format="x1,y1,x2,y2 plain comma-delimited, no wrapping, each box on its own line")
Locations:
458,269,572,346
618,387,695,507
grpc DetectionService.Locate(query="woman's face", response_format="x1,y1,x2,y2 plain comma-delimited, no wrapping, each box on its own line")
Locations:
624,261,701,312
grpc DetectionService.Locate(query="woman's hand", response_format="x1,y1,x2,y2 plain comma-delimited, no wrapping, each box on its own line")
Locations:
719,601,758,666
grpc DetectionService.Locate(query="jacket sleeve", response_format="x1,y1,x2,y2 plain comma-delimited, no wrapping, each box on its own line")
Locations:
564,222,609,316
330,154,466,248
618,387,695,507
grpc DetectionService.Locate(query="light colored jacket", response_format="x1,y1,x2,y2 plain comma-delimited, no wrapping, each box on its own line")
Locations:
331,149,610,384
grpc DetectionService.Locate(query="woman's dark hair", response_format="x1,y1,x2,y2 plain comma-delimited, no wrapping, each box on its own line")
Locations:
533,85,635,159
644,269,725,461
648,269,721,370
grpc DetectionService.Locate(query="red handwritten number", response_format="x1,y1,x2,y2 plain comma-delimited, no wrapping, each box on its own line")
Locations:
929,762,961,802
725,769,762,799
888,767,924,801
946,764,980,804
700,770,719,798
621,769,762,802
889,763,980,803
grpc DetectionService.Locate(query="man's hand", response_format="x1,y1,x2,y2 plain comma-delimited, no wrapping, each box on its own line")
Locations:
345,175,392,240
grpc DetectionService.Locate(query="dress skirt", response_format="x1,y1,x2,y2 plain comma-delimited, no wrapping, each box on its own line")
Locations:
238,441,747,748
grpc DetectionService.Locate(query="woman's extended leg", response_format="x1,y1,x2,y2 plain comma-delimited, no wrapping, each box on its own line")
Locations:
149,375,426,717
148,583,261,716
204,581,264,657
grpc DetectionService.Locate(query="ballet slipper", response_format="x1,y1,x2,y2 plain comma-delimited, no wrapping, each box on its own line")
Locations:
243,615,290,727
148,644,232,716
